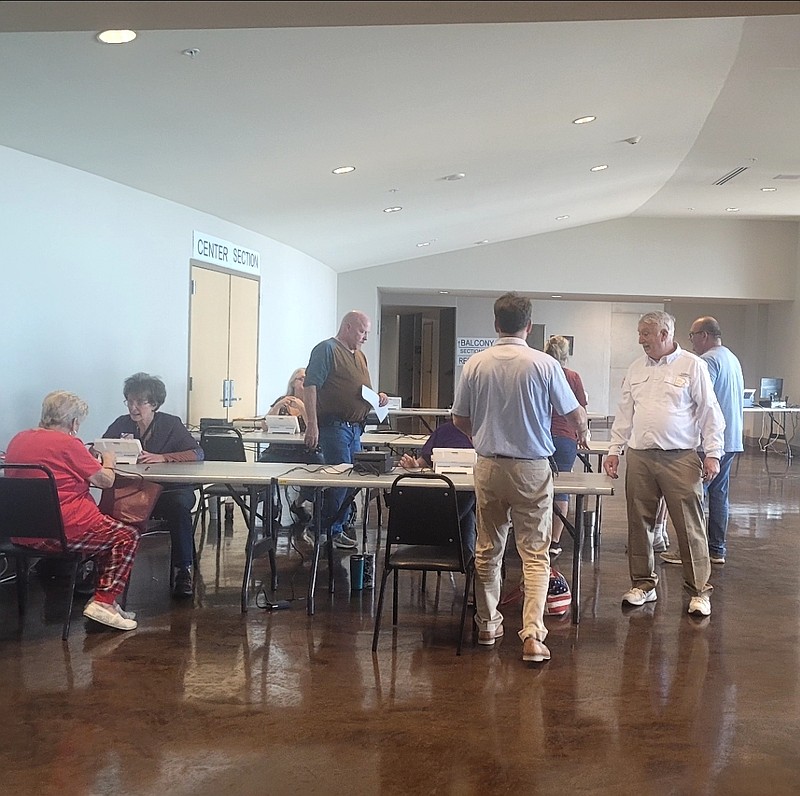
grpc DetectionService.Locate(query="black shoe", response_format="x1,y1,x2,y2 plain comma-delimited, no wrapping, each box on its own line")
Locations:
289,501,312,525
172,566,193,598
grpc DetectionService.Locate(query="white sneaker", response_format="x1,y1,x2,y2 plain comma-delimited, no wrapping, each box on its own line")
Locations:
332,532,358,550
84,600,137,631
114,601,136,621
688,595,712,616
622,587,657,606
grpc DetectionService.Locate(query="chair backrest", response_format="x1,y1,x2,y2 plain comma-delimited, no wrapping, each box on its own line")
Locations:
0,463,68,546
386,472,465,566
200,426,247,462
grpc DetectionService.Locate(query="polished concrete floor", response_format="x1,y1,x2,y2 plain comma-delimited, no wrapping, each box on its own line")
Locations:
2,449,800,795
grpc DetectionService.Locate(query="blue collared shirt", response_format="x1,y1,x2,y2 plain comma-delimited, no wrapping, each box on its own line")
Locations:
452,337,579,458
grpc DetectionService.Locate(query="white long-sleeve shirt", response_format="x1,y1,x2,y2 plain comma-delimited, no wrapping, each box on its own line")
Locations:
609,345,725,459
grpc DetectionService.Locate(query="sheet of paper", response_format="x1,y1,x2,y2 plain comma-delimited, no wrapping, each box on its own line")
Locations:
362,385,389,422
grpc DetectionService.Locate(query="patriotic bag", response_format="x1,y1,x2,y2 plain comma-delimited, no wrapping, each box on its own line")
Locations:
545,567,571,615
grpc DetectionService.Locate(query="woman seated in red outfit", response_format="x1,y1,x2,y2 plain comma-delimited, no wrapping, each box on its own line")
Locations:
103,372,203,598
6,391,140,631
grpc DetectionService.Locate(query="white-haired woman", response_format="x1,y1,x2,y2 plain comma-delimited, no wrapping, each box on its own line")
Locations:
6,391,140,630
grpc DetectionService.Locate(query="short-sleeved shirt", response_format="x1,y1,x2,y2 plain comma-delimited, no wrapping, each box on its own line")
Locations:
305,337,373,424
452,337,580,459
551,367,588,440
5,427,104,539
104,412,203,461
702,345,744,453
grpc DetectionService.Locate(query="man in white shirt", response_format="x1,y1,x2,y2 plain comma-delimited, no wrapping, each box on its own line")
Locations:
603,311,725,617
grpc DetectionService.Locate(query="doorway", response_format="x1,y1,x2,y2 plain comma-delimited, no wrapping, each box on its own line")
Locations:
188,265,259,426
380,306,455,427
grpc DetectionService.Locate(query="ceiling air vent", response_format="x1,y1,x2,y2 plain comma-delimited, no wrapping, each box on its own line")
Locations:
773,174,800,180
713,166,748,186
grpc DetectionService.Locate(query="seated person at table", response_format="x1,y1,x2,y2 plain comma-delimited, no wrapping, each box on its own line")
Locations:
398,421,476,557
259,367,323,524
6,390,140,631
103,372,203,598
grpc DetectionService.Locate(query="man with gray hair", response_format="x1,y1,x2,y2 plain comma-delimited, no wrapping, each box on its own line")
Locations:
603,311,725,617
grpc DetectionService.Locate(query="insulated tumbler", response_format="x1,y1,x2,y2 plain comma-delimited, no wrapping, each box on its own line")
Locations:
349,554,365,591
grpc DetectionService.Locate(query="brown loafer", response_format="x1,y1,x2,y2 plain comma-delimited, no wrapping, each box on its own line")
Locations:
477,625,504,645
522,636,551,662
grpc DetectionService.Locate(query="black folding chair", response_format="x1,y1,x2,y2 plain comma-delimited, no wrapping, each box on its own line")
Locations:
0,463,86,640
372,472,474,655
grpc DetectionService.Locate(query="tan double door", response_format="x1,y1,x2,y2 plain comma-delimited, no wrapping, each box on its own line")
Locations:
188,266,259,426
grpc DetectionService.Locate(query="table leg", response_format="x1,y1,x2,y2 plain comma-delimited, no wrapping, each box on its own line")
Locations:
571,494,584,625
307,487,323,616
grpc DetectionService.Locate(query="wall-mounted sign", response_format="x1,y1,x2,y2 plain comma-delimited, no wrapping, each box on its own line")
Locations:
192,231,260,276
456,337,495,366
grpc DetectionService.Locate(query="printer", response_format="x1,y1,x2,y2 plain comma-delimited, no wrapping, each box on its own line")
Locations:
431,447,477,475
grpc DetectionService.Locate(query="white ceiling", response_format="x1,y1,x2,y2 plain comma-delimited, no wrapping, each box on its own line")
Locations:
1,2,799,273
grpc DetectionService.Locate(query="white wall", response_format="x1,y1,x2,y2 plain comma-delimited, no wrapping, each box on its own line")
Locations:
0,146,337,448
340,216,799,415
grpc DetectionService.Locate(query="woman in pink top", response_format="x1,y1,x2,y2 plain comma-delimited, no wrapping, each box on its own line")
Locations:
6,391,140,631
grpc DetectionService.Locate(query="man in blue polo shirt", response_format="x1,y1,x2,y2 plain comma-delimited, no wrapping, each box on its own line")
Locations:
452,292,589,664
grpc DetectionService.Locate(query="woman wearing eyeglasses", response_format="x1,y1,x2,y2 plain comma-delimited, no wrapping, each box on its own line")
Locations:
103,372,203,598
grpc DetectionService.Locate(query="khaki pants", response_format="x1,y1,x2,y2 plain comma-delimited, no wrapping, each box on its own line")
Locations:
625,448,712,597
473,457,552,642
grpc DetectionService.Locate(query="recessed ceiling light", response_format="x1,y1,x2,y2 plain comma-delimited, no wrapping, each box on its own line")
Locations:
439,291,449,294
573,116,596,125
555,215,569,221
416,242,431,248
761,187,777,192
96,29,137,44
332,166,355,175
590,164,608,172
441,173,466,181
726,207,740,212
551,295,562,299
383,206,402,213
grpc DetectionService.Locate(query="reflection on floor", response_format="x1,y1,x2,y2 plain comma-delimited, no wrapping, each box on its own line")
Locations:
1,450,799,794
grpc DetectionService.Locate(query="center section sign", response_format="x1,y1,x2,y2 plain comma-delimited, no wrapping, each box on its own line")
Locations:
456,337,495,366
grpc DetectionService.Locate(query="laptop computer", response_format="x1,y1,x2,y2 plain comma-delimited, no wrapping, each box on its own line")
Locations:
263,415,300,434
93,438,143,465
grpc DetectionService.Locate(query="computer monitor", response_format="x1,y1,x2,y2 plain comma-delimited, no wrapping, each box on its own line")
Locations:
759,377,783,402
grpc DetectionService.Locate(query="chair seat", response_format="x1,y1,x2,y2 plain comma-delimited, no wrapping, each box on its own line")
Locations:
388,545,464,571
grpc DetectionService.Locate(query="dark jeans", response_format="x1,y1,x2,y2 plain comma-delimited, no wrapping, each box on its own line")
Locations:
551,435,578,502
153,487,197,568
457,491,477,558
318,421,362,536
705,451,736,558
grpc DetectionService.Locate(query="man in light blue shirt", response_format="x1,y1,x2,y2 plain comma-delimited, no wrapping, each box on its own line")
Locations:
661,316,744,565
453,292,588,663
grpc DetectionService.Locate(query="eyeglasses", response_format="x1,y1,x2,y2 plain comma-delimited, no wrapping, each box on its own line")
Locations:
688,331,707,339
124,399,153,408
